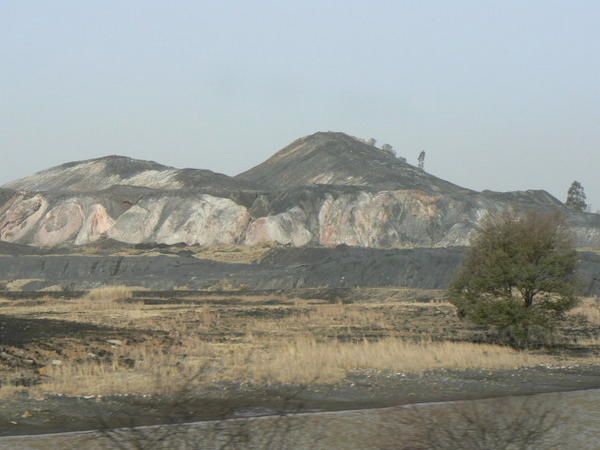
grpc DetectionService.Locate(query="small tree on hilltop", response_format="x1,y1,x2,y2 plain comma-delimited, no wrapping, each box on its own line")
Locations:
381,143,395,156
449,211,578,347
418,150,426,170
565,181,587,212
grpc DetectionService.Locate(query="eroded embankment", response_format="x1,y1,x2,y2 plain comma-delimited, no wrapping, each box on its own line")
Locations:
0,247,599,295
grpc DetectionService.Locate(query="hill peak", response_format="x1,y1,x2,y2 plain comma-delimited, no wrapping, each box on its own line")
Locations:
3,154,255,193
278,131,394,158
236,131,468,193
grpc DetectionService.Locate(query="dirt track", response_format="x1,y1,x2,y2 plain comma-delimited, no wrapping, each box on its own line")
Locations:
1,389,600,449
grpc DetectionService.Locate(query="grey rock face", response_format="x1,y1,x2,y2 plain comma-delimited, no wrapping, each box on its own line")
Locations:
2,132,600,249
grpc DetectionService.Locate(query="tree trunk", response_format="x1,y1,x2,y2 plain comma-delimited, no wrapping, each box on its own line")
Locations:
524,291,534,308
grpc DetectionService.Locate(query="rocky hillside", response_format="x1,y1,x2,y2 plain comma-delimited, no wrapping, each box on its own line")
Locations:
2,132,599,248
4,155,258,192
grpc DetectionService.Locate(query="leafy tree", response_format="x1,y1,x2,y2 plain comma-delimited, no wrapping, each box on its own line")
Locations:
449,211,578,347
366,137,377,146
565,181,587,212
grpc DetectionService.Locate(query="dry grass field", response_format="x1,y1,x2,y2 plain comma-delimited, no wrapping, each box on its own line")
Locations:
75,242,278,263
0,287,599,400
569,298,600,326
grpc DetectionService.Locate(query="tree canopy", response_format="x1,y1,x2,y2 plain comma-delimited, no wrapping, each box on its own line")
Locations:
566,181,587,212
449,211,578,346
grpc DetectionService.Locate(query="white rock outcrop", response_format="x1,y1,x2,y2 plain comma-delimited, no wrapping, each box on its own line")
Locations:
154,195,250,246
245,207,312,246
0,189,598,249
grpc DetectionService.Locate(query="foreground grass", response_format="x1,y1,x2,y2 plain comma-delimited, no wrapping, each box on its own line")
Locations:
0,288,598,399
29,336,546,397
569,298,600,326
247,337,545,384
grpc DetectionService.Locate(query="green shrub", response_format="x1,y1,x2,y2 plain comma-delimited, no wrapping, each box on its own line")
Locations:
450,211,578,347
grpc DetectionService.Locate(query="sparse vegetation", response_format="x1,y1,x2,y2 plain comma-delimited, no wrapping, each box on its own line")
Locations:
0,288,598,449
1,289,598,401
26,336,548,397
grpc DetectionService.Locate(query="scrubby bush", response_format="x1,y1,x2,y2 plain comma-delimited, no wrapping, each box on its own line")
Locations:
450,211,578,347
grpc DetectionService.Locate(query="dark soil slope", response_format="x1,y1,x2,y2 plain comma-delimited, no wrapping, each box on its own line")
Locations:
1,248,598,296
236,132,470,193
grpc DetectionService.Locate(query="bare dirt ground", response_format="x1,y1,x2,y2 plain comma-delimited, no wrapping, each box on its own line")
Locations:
2,389,600,450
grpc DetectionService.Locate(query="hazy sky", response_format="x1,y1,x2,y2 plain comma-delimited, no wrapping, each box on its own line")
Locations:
1,1,599,208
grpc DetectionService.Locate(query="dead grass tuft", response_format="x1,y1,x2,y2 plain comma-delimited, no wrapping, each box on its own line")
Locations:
192,242,277,263
0,384,28,400
4,279,43,291
81,286,136,311
569,298,600,326
85,285,133,302
39,340,211,396
34,336,550,396
244,337,546,384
